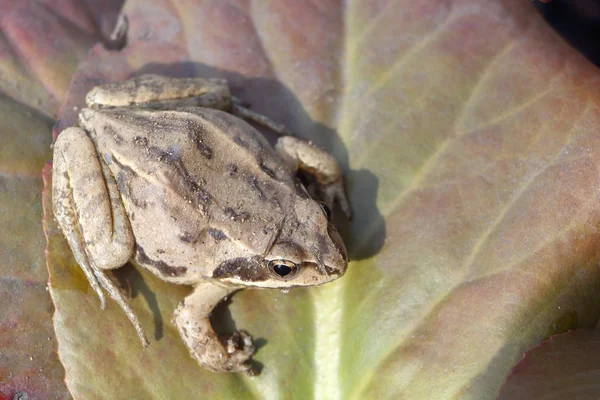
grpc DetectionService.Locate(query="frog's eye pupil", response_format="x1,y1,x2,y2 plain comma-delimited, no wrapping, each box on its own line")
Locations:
273,263,292,277
268,259,298,278
319,202,332,219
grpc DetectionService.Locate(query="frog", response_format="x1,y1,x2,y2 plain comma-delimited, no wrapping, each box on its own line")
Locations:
51,74,351,375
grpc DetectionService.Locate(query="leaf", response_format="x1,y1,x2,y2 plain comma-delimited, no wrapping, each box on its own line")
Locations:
498,330,600,399
0,0,124,118
0,94,56,400
0,2,124,399
46,0,600,399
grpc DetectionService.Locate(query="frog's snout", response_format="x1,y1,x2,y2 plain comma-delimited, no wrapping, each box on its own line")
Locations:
320,224,348,279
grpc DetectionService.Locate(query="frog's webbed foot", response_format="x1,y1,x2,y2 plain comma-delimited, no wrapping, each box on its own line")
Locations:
174,282,256,374
275,136,352,219
52,127,149,347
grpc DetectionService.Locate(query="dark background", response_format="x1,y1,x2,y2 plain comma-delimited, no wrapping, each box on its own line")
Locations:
535,0,600,65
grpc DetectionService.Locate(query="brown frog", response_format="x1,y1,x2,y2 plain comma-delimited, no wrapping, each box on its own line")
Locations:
52,74,351,374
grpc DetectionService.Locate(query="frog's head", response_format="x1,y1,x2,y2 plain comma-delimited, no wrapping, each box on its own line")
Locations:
267,203,347,287
263,197,348,288
212,198,348,289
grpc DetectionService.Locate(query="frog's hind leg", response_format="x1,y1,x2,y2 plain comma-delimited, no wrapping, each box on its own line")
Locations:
85,74,233,112
53,127,148,347
86,74,293,136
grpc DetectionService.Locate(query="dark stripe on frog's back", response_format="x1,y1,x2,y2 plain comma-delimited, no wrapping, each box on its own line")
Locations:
177,109,298,252
182,108,290,181
85,107,298,255
86,107,297,220
83,108,214,242
135,244,187,278
89,107,292,184
160,108,297,210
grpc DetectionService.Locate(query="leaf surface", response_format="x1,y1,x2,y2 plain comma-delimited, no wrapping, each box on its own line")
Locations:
0,2,123,398
498,330,600,400
45,1,600,399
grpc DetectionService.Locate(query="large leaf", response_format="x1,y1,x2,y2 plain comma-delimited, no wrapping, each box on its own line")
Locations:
0,2,123,399
45,0,600,399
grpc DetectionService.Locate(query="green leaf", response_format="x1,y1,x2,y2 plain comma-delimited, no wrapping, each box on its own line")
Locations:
45,1,600,399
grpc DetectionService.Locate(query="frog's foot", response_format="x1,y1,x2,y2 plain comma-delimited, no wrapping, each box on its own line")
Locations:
221,331,256,375
174,282,256,374
318,181,353,220
224,331,255,362
275,136,352,219
52,127,148,347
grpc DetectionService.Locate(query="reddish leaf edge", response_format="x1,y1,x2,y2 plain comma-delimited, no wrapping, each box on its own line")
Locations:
40,162,71,396
496,328,599,399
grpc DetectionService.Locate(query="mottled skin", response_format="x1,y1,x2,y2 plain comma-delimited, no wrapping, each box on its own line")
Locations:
52,75,350,374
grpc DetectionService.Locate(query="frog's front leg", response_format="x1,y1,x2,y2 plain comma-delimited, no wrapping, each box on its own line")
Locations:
275,136,352,218
52,127,148,346
173,282,256,374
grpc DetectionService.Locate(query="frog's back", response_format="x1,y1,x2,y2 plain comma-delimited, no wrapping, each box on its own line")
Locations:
79,107,303,283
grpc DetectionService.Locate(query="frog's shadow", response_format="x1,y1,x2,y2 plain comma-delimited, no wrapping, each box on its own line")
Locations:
212,294,267,374
134,61,386,260
112,265,267,372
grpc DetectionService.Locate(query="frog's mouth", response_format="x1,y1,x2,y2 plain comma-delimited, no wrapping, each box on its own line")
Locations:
265,261,344,287
211,256,344,288
309,246,328,276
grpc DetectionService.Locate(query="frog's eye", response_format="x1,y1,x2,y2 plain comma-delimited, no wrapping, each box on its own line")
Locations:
318,202,332,220
268,259,298,278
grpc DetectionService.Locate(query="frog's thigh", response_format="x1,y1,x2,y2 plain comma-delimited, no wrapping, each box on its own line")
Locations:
53,127,134,270
174,282,255,374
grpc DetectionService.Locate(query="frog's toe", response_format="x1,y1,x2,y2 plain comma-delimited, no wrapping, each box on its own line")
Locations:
89,272,107,309
224,330,255,357
321,182,353,220
220,330,255,372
